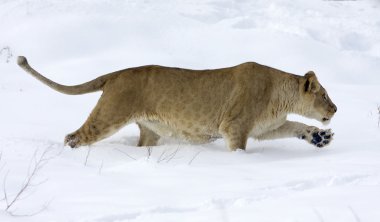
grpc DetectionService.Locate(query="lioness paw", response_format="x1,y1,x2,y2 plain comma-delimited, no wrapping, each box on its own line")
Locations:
302,128,334,148
64,133,80,148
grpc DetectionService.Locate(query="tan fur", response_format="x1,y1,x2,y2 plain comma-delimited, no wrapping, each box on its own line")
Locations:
17,56,337,150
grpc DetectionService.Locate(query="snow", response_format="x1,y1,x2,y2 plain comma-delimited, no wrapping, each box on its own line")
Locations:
1,0,380,221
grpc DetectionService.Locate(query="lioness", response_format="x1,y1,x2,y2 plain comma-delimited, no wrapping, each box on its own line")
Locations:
17,56,337,150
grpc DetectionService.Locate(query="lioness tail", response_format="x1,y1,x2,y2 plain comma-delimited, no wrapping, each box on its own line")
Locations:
17,56,107,95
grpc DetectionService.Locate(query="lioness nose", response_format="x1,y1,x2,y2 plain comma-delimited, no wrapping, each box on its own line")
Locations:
332,105,337,113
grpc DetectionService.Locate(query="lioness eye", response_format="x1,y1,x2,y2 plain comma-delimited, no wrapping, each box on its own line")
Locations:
323,94,328,101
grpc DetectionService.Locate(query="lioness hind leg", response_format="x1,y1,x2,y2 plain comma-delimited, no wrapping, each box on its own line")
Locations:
137,123,160,147
256,121,334,148
64,96,133,148
219,122,249,151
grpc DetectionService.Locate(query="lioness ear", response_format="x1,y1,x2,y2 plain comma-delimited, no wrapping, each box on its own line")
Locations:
304,71,320,93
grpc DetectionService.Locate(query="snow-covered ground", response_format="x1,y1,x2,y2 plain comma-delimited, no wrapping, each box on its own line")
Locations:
1,0,380,221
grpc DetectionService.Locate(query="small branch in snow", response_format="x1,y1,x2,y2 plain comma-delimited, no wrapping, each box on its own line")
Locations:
165,146,181,163
84,147,91,166
157,144,181,163
146,146,153,161
7,199,52,217
2,171,10,204
157,148,168,163
312,208,325,222
2,147,53,216
188,150,202,165
98,160,104,175
115,148,136,160
348,206,361,222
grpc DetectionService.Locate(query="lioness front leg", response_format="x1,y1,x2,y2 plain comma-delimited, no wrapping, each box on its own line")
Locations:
256,121,334,148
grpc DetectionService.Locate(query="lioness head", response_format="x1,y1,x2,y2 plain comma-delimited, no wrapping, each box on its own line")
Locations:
300,71,337,124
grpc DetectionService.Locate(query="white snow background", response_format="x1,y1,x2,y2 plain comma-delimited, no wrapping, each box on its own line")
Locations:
1,0,380,221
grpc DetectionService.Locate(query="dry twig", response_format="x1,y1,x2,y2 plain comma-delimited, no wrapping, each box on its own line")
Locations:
146,146,153,160
84,147,91,166
188,150,202,165
3,147,53,216
115,148,136,160
312,208,325,222
157,144,181,163
348,206,361,222
98,160,104,175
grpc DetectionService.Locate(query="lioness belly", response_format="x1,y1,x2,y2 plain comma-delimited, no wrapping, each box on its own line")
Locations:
139,120,220,144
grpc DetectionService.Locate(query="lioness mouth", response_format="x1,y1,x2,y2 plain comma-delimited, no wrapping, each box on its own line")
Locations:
322,118,329,122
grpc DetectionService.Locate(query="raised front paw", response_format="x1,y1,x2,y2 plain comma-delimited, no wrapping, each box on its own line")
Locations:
302,128,334,148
